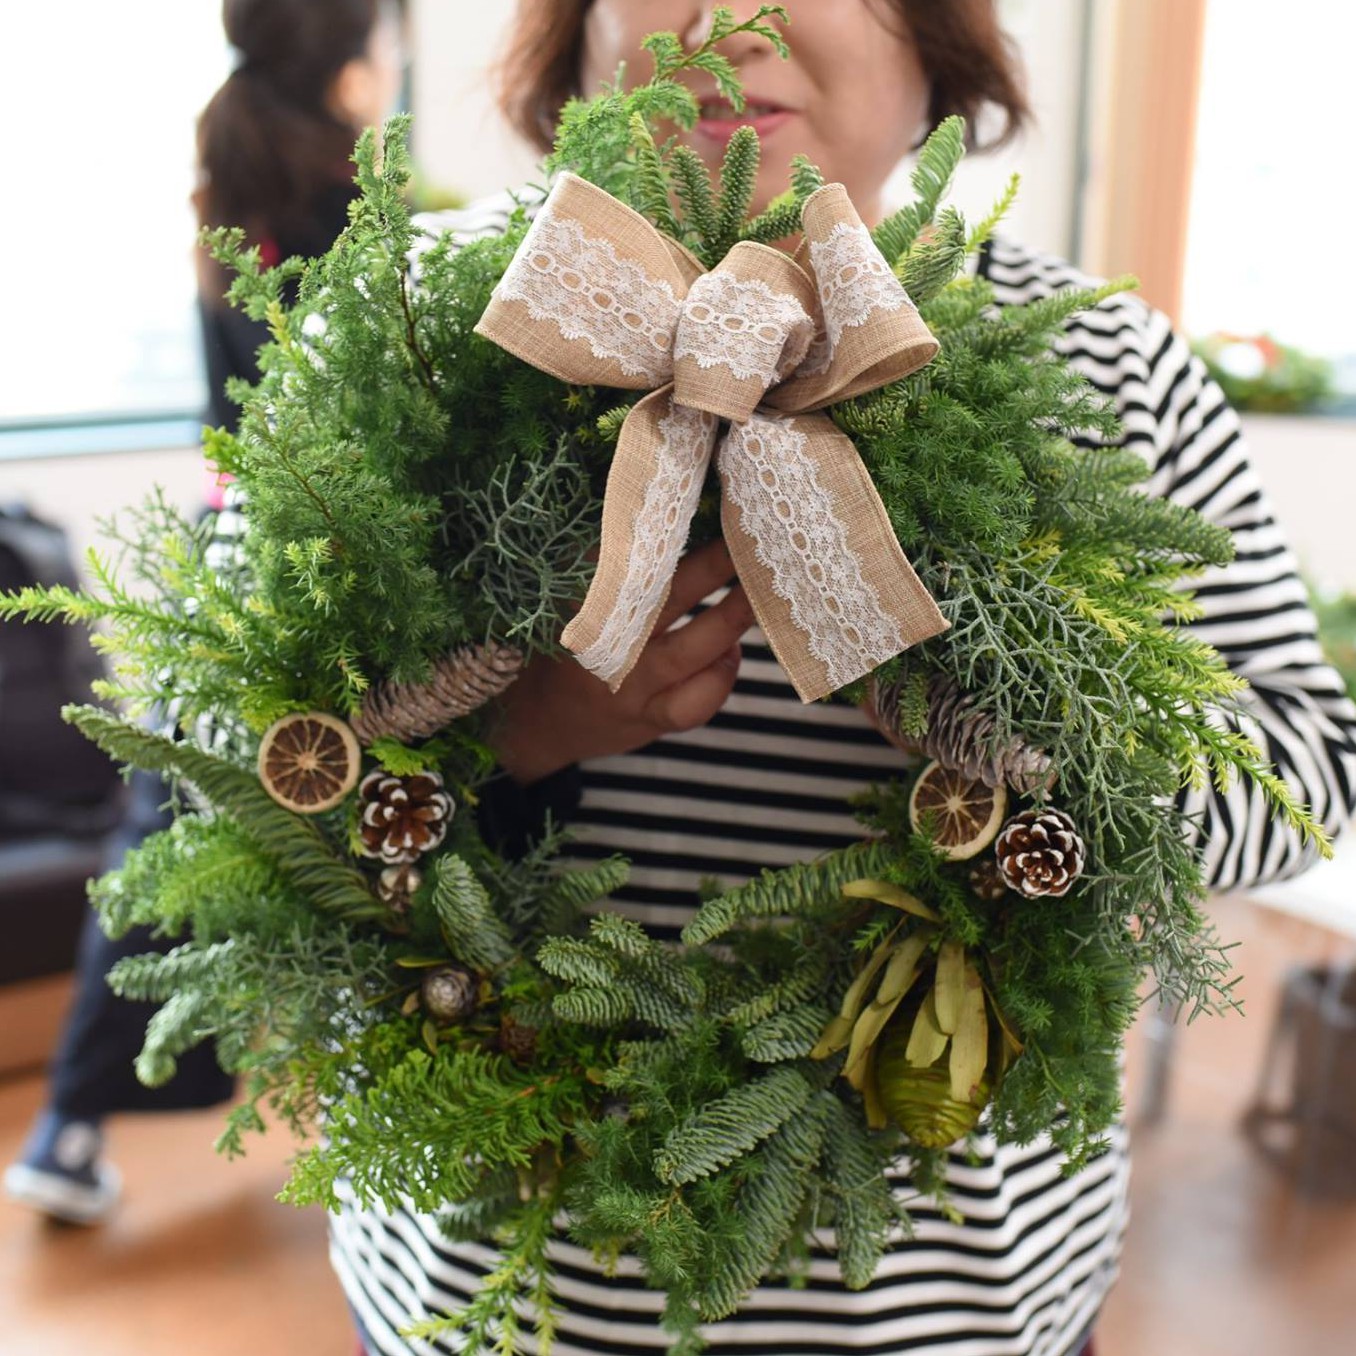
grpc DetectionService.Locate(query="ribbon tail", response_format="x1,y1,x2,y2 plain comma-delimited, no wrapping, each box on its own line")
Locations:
561,388,718,690
718,411,949,703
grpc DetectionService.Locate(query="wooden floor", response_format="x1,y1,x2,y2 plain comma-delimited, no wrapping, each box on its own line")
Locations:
3,892,1355,1356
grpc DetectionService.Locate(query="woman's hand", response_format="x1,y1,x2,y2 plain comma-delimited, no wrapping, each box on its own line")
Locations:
487,538,754,786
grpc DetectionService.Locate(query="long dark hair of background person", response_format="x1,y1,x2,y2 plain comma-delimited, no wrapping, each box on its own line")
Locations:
195,0,402,431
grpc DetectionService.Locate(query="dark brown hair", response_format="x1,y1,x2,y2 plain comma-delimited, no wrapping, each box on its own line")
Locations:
194,0,385,244
496,0,1032,155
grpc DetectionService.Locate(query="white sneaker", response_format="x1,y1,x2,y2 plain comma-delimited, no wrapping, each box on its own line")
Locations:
4,1117,122,1225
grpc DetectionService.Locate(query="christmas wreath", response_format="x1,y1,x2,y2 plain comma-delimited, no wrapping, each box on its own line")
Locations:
4,10,1329,1352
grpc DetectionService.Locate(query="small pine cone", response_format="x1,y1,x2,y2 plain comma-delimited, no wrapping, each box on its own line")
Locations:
358,771,454,864
968,857,1009,902
421,964,479,1024
352,644,524,746
498,1015,539,1065
871,675,1054,795
995,808,1086,899
377,864,423,912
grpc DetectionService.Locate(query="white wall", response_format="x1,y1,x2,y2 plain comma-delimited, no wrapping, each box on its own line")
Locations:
1,450,205,577
1239,417,1356,595
408,1,540,202
890,0,1089,259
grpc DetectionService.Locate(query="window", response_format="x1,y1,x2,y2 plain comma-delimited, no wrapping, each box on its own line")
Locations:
1181,0,1356,400
0,4,230,431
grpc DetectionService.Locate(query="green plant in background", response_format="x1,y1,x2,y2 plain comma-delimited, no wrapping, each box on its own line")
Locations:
1310,580,1356,701
1194,331,1335,414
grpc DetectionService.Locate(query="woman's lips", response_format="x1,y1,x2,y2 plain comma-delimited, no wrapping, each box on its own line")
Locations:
693,103,796,145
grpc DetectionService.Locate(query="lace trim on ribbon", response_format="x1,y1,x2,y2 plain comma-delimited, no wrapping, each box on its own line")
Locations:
809,222,913,351
574,403,718,684
720,414,903,690
673,272,814,386
495,214,680,383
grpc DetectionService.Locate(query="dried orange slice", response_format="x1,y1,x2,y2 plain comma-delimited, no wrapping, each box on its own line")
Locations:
257,712,361,814
907,759,1008,860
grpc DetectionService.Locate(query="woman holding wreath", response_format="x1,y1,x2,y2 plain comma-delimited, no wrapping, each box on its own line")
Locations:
326,3,1356,1353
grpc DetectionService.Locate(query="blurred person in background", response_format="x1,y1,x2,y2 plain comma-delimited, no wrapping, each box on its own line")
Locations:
4,0,405,1226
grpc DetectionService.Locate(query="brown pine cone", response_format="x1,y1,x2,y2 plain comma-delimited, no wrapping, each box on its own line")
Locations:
968,857,1010,902
869,675,1055,795
377,864,423,912
352,644,524,746
421,964,479,1024
994,808,1086,899
498,1015,539,1065
358,771,454,865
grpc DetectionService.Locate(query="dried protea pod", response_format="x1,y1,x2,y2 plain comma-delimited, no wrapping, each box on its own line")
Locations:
870,675,1055,796
995,808,1087,899
812,905,1022,1148
875,1024,992,1149
420,964,479,1024
352,643,524,746
358,771,454,865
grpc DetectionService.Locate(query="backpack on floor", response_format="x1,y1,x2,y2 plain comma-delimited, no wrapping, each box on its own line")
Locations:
0,503,124,838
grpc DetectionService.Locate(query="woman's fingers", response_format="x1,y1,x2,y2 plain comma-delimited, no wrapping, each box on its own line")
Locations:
643,643,743,733
653,537,737,635
644,583,754,692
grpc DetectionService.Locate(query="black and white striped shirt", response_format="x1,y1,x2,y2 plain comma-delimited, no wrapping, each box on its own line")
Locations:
315,200,1356,1355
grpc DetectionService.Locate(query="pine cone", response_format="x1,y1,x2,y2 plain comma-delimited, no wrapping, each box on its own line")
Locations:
994,808,1086,899
352,644,524,746
377,864,423,912
968,857,1010,902
870,675,1054,795
358,771,454,864
498,1015,539,1065
421,964,479,1024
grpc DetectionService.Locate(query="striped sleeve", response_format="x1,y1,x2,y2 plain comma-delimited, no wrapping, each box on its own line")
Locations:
985,239,1356,891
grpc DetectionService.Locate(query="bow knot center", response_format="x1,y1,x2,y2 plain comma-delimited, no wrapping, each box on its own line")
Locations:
672,266,816,422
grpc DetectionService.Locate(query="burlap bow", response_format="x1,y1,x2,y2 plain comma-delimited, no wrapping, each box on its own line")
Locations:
474,171,949,703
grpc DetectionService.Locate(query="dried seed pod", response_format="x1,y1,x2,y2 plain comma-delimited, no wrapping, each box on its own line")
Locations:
377,864,423,911
995,808,1087,899
420,964,479,1024
358,771,454,865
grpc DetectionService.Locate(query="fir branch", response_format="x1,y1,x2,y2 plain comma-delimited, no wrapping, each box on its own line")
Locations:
871,116,966,265
693,1097,831,1320
714,126,761,258
967,172,1020,253
739,195,803,248
432,855,518,971
66,706,384,922
789,154,826,203
896,205,968,306
670,144,721,263
654,1064,815,1184
818,1098,905,1290
682,841,893,945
